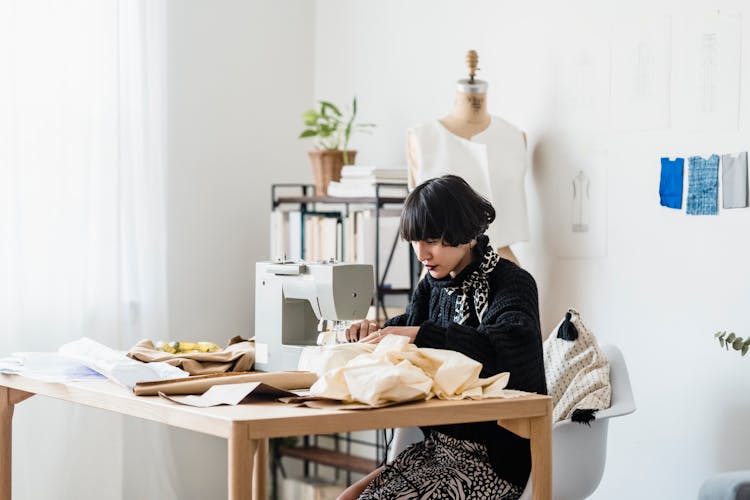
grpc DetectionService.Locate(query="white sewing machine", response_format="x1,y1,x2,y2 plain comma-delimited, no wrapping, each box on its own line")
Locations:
253,260,374,372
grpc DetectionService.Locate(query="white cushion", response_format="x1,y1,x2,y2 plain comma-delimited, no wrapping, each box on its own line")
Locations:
543,309,611,423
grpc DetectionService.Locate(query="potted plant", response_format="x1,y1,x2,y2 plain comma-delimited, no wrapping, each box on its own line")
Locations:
299,97,374,196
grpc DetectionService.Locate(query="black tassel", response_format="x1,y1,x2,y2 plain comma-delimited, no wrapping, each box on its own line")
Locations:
571,408,598,426
557,311,579,341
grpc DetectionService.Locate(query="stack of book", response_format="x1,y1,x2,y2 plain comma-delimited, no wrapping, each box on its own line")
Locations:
327,166,408,198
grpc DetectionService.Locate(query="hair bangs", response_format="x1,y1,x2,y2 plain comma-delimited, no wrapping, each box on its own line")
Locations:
399,193,444,242
399,175,496,247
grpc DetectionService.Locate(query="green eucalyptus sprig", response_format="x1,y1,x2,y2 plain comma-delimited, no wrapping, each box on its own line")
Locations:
714,331,750,356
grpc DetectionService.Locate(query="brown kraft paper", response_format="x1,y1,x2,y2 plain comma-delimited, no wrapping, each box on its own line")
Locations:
133,370,318,396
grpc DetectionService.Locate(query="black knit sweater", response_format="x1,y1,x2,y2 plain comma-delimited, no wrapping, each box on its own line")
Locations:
384,235,546,488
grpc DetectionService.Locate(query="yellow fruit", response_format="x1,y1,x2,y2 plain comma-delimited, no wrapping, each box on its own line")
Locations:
176,342,200,352
198,342,221,353
156,340,221,354
159,341,178,354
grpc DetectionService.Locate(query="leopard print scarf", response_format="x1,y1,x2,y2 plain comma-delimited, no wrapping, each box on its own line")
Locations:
444,242,500,324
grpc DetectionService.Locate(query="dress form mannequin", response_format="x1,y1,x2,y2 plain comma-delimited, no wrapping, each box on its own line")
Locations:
438,50,491,140
407,51,526,265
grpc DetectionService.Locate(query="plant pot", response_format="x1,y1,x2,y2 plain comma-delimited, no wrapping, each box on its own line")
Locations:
308,150,357,196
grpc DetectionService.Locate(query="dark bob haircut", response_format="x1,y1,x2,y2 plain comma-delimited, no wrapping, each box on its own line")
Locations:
399,175,496,246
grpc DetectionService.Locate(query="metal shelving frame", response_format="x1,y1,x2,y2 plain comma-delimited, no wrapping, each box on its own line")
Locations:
269,183,415,497
271,183,416,320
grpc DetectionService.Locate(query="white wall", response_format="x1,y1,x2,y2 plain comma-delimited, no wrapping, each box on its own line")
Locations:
313,0,750,498
158,1,750,497
133,2,315,498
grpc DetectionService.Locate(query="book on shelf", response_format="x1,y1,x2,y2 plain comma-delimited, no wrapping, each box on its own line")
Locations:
354,210,411,289
325,165,408,198
326,181,406,198
269,210,290,261
341,165,408,180
269,208,410,290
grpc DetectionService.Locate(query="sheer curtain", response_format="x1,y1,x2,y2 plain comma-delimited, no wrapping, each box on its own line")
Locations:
0,1,172,498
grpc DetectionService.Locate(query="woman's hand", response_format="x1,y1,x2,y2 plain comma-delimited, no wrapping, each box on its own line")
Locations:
359,326,420,344
345,319,380,342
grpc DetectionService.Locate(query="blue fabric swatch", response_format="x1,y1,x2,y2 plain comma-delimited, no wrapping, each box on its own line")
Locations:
687,155,720,215
659,157,684,209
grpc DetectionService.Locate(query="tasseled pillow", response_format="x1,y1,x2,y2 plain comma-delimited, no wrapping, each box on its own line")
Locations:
543,309,611,425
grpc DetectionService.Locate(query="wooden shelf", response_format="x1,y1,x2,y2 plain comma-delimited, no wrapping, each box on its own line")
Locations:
278,447,377,475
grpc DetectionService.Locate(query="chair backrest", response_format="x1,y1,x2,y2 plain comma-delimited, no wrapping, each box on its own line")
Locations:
519,343,635,500
389,345,636,499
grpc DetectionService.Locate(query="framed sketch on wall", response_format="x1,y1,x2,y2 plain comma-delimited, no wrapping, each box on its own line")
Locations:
671,12,742,131
553,151,608,259
610,15,672,131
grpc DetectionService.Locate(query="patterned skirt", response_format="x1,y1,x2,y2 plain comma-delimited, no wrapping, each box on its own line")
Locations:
359,431,524,500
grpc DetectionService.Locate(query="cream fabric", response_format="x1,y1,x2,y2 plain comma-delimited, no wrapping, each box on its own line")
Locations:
408,117,530,248
309,335,527,407
543,309,611,423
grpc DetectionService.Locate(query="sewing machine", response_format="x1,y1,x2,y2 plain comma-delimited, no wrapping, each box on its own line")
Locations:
253,260,374,372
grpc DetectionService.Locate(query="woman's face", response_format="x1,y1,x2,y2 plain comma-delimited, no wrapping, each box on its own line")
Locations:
411,239,474,279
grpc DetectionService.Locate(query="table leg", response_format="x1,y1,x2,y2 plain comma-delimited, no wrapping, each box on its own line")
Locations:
229,423,258,500
0,387,31,500
528,399,553,500
253,438,268,500
1,387,13,500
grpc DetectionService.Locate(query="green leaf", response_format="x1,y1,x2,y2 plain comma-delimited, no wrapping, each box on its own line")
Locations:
342,97,357,151
302,110,319,126
320,101,342,117
743,346,748,356
714,331,723,338
733,338,744,350
719,338,725,348
727,333,736,343
299,129,318,139
743,338,750,348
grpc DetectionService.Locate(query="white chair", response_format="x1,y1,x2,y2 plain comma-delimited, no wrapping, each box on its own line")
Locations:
388,344,636,500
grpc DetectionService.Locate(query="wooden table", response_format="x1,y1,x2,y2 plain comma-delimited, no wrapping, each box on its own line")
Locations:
0,374,552,499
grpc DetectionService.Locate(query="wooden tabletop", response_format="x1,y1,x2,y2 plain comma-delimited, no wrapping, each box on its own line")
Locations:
1,374,552,500
0,374,550,440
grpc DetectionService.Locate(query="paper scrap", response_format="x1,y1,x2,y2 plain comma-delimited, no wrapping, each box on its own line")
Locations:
160,381,298,408
0,353,106,382
59,337,188,389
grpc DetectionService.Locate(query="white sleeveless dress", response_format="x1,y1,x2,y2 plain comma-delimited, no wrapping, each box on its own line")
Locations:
408,117,530,248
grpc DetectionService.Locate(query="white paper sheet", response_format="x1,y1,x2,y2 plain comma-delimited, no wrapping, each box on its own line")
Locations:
554,27,611,131
0,353,105,382
672,13,742,131
610,16,672,130
58,337,188,389
553,150,609,259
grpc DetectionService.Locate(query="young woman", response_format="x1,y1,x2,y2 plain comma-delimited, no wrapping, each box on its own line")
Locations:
340,175,546,500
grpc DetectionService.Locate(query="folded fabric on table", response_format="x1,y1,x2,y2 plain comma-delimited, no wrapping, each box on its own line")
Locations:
127,336,254,375
309,335,528,407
